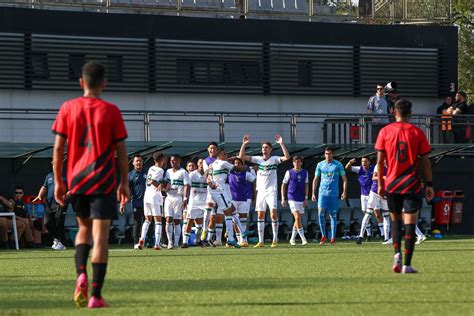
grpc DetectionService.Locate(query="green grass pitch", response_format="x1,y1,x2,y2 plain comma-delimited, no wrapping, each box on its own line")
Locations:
1,237,473,315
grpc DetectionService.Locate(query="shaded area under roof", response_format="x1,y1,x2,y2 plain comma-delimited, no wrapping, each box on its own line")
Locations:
0,142,474,161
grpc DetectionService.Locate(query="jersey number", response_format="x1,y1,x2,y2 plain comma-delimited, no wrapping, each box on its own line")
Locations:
80,125,93,150
396,141,408,163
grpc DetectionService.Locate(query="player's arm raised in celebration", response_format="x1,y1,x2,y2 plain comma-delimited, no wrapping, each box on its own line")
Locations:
53,134,67,207
276,134,290,162
239,134,251,162
345,158,356,171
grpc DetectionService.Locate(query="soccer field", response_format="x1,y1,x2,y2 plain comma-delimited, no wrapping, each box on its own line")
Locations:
1,238,473,315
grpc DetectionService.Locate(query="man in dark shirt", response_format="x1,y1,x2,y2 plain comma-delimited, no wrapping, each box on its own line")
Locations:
436,95,455,143
33,162,68,250
452,91,469,143
122,154,147,248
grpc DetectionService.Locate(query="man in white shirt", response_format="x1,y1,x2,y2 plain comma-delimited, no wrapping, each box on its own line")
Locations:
206,148,248,248
164,155,190,249
183,158,207,248
239,134,290,248
137,152,167,250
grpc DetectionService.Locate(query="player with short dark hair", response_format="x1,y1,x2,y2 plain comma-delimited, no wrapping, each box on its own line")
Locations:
375,98,434,274
311,147,348,245
52,61,129,308
281,156,309,246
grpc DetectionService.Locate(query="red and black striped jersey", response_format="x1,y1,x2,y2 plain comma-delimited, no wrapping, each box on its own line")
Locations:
52,97,128,195
375,122,431,194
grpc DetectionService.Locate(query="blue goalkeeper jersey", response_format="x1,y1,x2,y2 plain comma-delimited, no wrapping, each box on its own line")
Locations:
315,160,345,197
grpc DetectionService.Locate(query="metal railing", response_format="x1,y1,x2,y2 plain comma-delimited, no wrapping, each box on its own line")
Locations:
0,108,473,145
0,0,453,23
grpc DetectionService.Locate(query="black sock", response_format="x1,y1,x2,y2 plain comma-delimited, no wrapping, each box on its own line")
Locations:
404,224,416,266
75,244,91,276
391,220,402,254
91,263,107,298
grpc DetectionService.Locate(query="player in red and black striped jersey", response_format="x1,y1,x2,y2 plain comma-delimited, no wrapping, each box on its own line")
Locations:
52,61,130,308
375,99,434,274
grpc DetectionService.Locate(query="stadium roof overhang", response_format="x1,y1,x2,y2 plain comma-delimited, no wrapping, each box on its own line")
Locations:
1,142,474,164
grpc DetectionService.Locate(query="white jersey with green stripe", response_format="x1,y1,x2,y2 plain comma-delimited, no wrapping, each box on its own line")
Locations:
208,159,234,193
164,168,190,196
144,166,164,204
251,156,282,193
189,170,208,202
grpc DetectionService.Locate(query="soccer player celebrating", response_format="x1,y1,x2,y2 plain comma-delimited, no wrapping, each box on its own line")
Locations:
183,158,207,248
207,149,247,248
345,157,374,241
137,152,167,250
375,99,434,274
52,61,129,308
164,155,190,249
311,147,348,245
228,157,256,247
239,134,290,248
202,142,218,244
281,156,309,246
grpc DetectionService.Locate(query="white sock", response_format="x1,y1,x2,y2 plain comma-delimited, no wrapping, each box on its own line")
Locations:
174,223,181,246
225,216,235,242
290,228,297,241
415,225,424,238
271,220,279,242
232,213,245,237
383,214,390,240
215,224,223,242
257,220,265,243
298,228,306,241
182,220,187,242
240,218,248,242
140,220,151,241
378,223,384,237
195,224,203,242
166,222,173,245
207,228,215,242
203,209,211,229
154,223,162,246
360,213,371,238
183,231,191,244
367,227,372,236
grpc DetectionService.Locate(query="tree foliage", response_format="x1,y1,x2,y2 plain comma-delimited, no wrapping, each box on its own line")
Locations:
453,0,473,99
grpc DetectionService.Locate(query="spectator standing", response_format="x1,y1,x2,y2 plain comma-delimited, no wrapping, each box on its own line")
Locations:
367,83,389,141
33,162,68,250
384,82,400,122
123,154,148,248
452,91,469,143
436,95,455,143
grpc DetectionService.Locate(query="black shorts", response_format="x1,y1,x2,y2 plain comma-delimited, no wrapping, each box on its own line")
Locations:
70,193,118,220
387,193,423,214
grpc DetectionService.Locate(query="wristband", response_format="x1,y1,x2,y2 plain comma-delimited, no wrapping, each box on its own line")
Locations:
183,197,188,201
305,196,308,199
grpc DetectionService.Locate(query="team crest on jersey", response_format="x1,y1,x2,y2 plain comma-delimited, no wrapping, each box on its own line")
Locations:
297,175,302,181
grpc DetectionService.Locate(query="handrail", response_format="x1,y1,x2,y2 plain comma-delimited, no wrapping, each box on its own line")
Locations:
0,108,473,145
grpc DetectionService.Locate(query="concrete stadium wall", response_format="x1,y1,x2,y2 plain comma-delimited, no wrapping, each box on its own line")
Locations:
0,90,442,144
